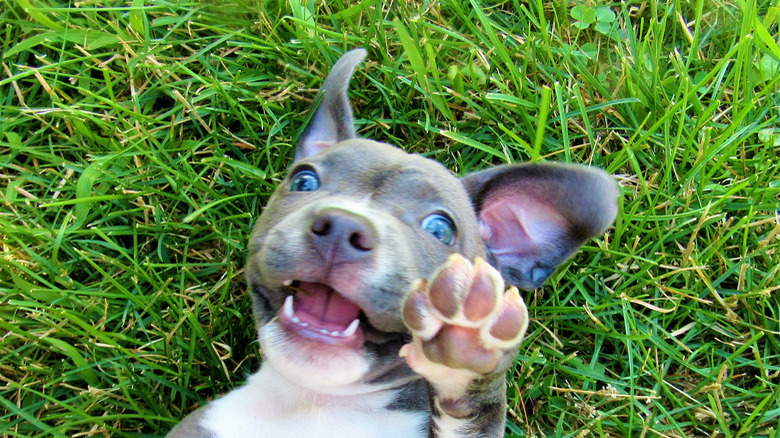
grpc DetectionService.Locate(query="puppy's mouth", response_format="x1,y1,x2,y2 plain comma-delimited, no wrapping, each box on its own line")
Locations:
277,281,365,348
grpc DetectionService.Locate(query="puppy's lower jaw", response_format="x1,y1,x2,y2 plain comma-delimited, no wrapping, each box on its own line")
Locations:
277,282,364,348
258,317,371,395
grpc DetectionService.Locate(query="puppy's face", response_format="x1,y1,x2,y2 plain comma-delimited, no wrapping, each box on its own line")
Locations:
246,140,485,391
243,49,617,392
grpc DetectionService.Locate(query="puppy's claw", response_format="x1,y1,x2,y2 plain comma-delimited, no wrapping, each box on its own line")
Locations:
462,257,503,323
481,287,529,349
429,254,473,321
402,279,441,341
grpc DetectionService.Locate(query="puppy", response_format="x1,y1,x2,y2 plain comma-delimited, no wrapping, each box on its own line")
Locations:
167,48,618,438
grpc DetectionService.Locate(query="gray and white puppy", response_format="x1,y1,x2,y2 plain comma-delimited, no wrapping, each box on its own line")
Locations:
167,49,618,438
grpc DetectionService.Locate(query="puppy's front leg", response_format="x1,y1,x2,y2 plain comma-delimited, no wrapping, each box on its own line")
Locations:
401,254,528,438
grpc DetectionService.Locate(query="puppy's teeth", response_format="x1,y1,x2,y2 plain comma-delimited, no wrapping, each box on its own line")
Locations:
342,319,360,337
282,280,292,286
319,329,329,335
292,316,301,324
300,322,308,327
330,330,341,336
283,295,295,318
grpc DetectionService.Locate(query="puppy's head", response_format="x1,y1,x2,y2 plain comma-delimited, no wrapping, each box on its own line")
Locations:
245,49,618,392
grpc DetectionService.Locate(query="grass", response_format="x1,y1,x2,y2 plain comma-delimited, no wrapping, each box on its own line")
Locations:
1,0,778,436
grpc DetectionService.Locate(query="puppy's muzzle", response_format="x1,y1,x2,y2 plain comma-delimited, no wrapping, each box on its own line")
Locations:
308,206,378,265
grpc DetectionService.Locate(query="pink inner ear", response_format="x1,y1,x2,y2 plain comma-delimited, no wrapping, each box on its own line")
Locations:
479,192,570,256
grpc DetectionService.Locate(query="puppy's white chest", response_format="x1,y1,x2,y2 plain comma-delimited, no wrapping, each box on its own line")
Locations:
200,367,427,438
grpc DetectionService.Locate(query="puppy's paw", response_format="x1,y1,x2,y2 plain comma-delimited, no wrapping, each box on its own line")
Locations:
400,254,528,379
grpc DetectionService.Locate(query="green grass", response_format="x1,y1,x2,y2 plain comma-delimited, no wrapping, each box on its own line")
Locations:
1,0,778,436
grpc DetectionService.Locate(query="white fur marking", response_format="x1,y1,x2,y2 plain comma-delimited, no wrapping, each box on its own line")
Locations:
201,366,427,438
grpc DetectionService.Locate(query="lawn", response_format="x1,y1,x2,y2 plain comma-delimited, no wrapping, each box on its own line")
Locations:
1,0,778,436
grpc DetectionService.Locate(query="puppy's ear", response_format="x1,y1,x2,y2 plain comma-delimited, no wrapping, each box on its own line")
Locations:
295,49,367,161
462,163,619,290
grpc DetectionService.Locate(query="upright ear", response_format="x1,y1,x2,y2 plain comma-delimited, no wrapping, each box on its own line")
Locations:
294,48,367,161
462,163,619,290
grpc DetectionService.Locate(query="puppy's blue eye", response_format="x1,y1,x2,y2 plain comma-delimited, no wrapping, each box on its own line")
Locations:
290,169,320,192
422,214,456,245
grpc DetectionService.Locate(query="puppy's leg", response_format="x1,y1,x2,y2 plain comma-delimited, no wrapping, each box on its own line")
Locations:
401,254,528,438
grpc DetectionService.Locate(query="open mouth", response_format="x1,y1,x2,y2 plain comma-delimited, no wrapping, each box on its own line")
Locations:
278,281,365,348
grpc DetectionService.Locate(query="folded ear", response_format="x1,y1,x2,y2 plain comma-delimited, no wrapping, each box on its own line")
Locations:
295,48,367,161
462,163,619,290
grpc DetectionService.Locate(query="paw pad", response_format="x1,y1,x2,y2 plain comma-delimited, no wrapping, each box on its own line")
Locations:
402,254,529,375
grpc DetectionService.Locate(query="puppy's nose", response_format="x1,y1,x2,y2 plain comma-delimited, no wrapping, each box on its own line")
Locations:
310,209,376,262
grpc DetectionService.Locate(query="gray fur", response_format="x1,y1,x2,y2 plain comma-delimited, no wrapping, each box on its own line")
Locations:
295,49,366,161
168,49,618,438
167,405,215,438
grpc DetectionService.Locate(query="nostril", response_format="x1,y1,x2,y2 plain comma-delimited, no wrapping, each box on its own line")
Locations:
311,218,332,236
310,211,376,256
349,232,373,251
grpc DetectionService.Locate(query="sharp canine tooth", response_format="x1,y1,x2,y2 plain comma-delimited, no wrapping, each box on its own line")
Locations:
283,296,294,318
342,319,360,337
282,280,292,286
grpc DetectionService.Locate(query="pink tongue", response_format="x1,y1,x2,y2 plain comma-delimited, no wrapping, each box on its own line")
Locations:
295,282,361,329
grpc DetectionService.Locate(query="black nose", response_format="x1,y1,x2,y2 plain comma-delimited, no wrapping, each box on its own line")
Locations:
309,209,376,263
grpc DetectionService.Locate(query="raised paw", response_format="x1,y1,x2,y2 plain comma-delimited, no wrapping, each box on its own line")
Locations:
400,254,529,376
